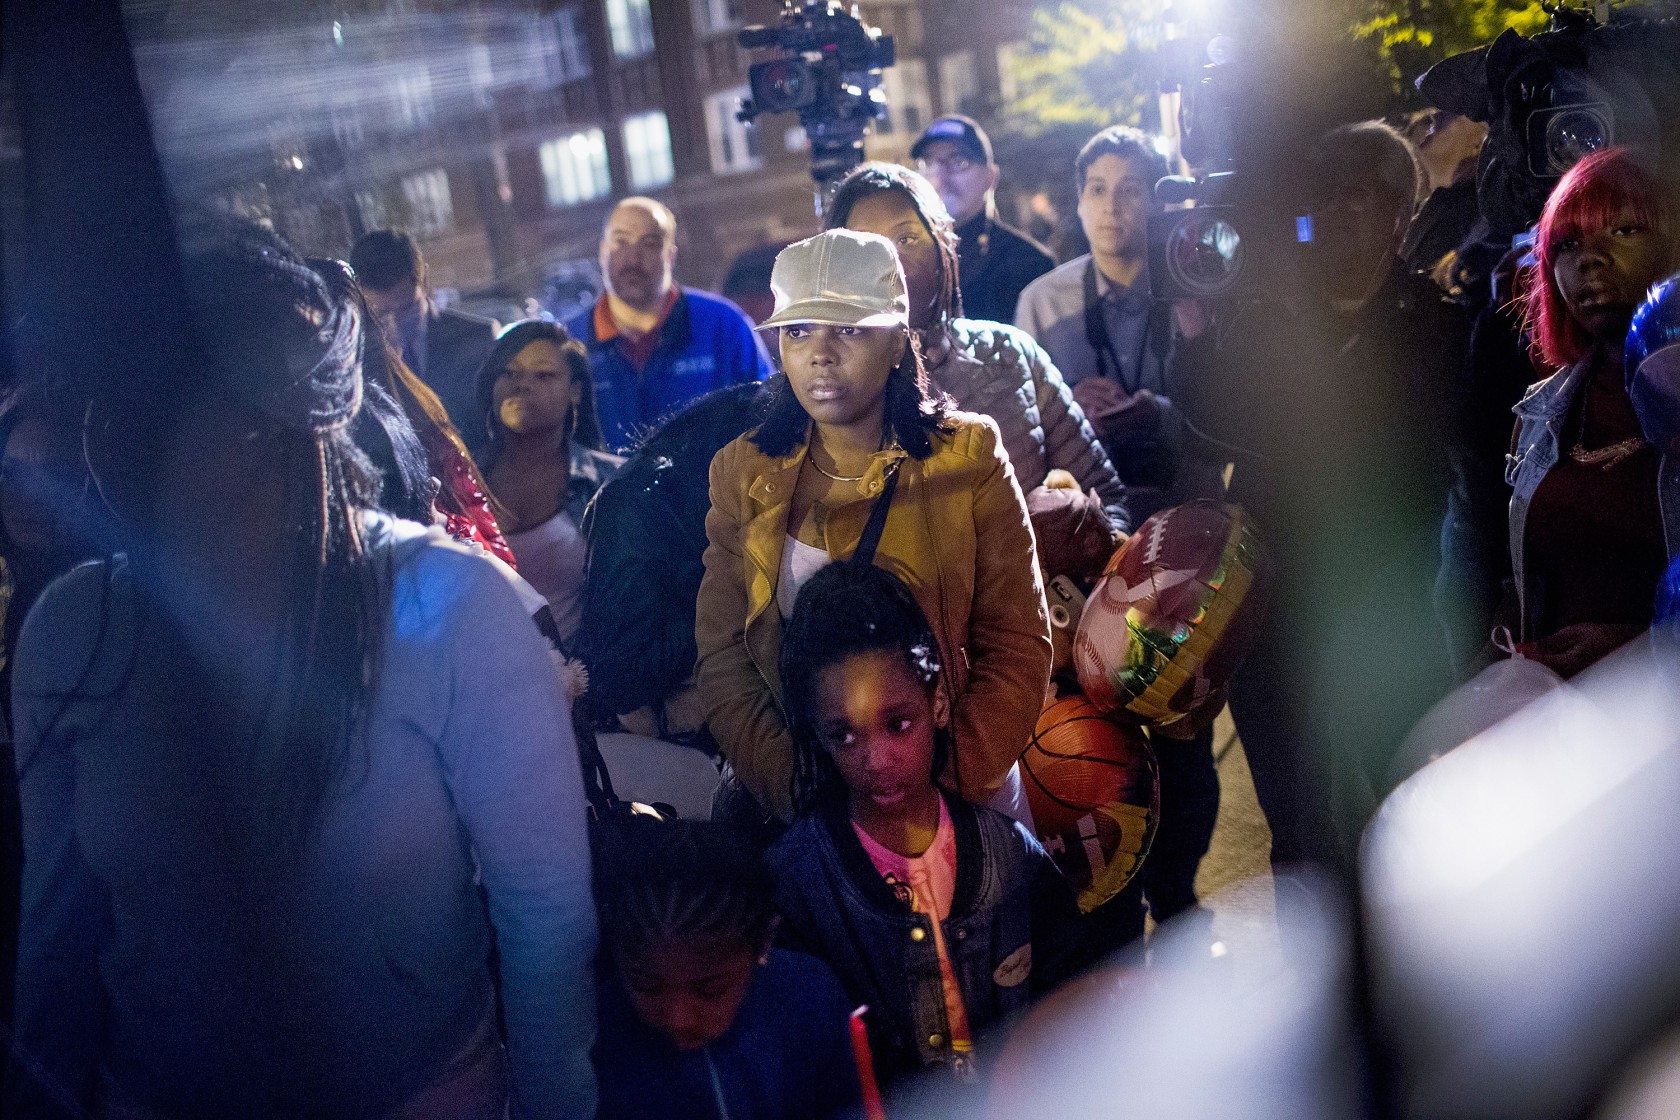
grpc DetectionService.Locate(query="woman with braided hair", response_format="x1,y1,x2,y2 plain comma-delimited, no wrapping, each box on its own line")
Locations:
6,219,597,1118
591,814,859,1120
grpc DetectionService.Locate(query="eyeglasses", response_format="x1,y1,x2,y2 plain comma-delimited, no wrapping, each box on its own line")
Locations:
917,155,979,176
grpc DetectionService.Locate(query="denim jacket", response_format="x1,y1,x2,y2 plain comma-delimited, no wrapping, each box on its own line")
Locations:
1506,350,1680,642
767,792,1084,1086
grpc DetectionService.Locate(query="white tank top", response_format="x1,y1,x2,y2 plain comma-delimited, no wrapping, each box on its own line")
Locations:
777,534,831,619
506,509,586,641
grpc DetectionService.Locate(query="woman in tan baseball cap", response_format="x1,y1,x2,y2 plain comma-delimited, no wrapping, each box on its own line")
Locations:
695,228,1052,826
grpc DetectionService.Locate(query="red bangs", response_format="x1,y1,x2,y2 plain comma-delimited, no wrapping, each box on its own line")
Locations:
1528,148,1669,368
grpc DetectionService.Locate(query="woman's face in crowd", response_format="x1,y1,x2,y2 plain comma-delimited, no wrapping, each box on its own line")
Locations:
813,649,938,816
780,324,903,431
619,933,761,1051
843,191,941,329
493,339,578,437
1078,153,1153,263
1552,205,1674,341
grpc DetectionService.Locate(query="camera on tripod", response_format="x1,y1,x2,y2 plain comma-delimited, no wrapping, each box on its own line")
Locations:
736,0,895,207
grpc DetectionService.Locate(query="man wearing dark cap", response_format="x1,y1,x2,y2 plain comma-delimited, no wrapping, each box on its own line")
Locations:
912,114,1055,325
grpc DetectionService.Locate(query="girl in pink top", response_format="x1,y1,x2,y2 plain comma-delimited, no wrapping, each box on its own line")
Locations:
768,561,1086,1094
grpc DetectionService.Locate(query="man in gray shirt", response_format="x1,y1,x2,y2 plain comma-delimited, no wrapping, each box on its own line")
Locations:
1015,126,1222,522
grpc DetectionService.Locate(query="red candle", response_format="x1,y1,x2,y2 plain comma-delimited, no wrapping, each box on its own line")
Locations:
850,1005,887,1120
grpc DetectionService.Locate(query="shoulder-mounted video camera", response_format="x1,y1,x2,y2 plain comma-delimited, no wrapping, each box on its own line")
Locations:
1146,34,1278,305
736,1,895,209
1419,5,1680,241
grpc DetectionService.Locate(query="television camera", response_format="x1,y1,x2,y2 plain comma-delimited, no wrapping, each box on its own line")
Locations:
736,0,895,213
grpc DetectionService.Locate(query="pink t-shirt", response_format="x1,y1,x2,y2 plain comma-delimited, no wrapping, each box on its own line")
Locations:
853,799,973,1052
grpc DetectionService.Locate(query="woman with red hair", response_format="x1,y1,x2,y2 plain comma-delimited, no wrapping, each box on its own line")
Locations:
1505,147,1680,675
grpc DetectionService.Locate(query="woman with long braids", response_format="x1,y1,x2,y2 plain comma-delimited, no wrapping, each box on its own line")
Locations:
7,220,597,1117
826,162,1130,536
478,320,622,644
695,229,1051,827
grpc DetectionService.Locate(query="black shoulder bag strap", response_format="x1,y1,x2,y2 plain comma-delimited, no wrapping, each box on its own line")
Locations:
849,462,902,569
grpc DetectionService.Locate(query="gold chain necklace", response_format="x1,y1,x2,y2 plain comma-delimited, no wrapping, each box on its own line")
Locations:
1569,377,1648,471
806,456,867,483
806,436,898,484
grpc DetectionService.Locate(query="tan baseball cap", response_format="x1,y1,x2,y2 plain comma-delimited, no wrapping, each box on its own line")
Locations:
757,229,909,331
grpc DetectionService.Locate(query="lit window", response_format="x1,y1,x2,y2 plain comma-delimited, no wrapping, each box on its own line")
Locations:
402,169,454,237
331,106,364,149
540,128,612,207
606,0,655,60
623,109,674,189
939,50,980,117
468,44,493,107
691,0,743,37
996,42,1026,106
355,190,388,233
705,87,760,174
555,6,592,81
878,59,930,137
393,68,434,129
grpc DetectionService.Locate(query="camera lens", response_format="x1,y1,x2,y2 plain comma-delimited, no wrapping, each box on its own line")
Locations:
1542,106,1612,175
749,58,817,113
1163,212,1246,299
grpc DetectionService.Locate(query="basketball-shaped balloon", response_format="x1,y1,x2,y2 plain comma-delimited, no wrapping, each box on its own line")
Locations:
1073,500,1266,730
1022,694,1159,912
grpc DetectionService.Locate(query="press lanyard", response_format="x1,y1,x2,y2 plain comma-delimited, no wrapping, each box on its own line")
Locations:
1082,257,1152,396
705,1047,732,1120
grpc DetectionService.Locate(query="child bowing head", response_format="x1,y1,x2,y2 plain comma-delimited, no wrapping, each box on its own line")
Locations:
591,815,859,1120
770,561,1087,1093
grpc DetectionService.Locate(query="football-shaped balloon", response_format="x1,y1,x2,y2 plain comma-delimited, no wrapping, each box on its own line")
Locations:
1022,694,1159,912
1073,500,1266,730
1628,274,1680,454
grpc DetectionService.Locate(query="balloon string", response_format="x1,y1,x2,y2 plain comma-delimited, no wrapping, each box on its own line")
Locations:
1491,625,1519,658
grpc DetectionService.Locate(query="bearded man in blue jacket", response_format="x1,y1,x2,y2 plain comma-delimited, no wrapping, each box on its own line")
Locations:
568,197,772,451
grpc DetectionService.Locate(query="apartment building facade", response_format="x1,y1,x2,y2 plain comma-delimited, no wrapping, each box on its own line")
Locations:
128,0,1041,306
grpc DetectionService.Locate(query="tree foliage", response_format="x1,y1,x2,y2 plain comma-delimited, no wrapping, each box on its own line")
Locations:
1001,0,1172,138
1348,0,1550,94
1000,0,1571,138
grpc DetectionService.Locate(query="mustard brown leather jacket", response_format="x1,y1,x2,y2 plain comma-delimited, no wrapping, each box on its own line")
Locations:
695,411,1053,822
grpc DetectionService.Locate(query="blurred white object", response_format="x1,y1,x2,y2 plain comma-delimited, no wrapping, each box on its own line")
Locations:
982,872,1359,1120
595,732,721,820
1595,1026,1680,1120
1389,647,1568,786
1365,635,1680,1119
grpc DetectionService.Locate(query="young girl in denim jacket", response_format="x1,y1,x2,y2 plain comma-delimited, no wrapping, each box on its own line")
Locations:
767,561,1084,1092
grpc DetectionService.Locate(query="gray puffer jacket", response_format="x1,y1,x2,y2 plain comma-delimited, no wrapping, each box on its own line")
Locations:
925,318,1131,533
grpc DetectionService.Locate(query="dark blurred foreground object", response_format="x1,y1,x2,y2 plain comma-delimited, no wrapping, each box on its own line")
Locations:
1417,9,1680,241
1365,637,1680,1119
577,383,768,738
1174,122,1474,869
